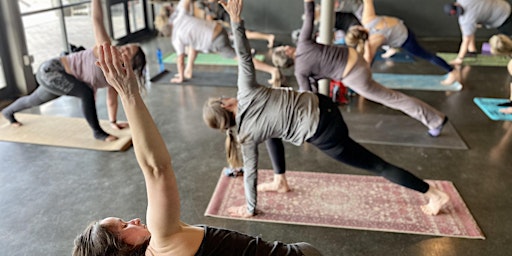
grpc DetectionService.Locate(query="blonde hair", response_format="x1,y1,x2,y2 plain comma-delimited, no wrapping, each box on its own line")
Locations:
154,5,173,37
489,34,512,56
203,98,242,168
345,26,369,55
272,48,294,69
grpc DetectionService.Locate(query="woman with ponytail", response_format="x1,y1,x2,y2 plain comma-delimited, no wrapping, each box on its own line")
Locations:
204,0,450,219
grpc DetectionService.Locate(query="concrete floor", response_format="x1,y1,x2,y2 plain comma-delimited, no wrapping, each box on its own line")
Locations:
1,35,511,256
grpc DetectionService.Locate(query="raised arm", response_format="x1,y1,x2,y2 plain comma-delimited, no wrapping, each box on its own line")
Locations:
96,44,181,241
361,0,377,25
92,0,111,46
220,0,257,92
299,0,316,43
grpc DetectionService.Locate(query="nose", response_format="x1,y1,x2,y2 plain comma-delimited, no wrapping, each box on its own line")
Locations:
129,218,141,225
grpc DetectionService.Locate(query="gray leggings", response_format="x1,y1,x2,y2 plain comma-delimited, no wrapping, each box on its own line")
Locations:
342,56,445,129
1,59,110,140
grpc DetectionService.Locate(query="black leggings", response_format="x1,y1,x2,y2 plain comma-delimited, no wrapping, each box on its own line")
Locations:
401,28,453,73
266,138,286,174
2,59,110,140
306,94,429,193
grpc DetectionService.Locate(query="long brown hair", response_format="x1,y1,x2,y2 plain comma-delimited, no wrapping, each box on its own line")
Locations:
203,98,242,168
345,26,369,55
72,221,149,256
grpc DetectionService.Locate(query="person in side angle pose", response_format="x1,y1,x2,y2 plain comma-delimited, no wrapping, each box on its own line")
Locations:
72,42,323,256
204,0,450,219
153,0,282,87
444,0,512,65
344,0,460,85
272,0,449,137
1,0,146,141
489,34,512,114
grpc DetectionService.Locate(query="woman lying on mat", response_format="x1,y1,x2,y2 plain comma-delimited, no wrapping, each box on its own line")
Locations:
72,42,322,256
1,0,146,142
343,0,459,85
489,34,512,114
272,0,448,137
203,0,450,218
153,0,282,87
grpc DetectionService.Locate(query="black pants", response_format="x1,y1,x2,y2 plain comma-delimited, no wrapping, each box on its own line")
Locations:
498,13,512,36
2,59,110,140
306,94,429,193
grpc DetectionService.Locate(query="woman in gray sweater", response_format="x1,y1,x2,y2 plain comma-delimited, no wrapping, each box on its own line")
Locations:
203,0,449,219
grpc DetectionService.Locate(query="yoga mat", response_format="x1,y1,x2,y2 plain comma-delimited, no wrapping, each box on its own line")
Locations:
163,52,265,66
342,112,468,150
437,52,509,67
150,69,273,87
372,73,463,91
205,169,485,239
374,49,415,63
473,97,512,121
0,113,132,151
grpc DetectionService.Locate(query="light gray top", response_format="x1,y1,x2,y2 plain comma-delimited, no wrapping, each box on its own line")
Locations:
232,20,319,214
457,0,511,36
364,16,408,48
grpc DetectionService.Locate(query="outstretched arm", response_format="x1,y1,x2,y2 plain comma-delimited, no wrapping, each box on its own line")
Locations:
220,0,257,92
96,44,181,241
299,0,316,43
92,0,111,46
361,0,377,25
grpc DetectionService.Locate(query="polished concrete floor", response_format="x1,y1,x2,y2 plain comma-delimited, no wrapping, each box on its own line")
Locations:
1,35,511,256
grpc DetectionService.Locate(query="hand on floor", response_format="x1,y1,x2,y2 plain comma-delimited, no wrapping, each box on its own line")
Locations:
227,205,255,218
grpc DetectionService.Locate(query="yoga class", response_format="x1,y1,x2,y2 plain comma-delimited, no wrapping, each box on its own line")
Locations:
1,0,511,255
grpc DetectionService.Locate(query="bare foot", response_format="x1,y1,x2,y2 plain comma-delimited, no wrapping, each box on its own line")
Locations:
104,135,118,142
227,205,255,218
500,107,512,114
381,47,397,59
184,68,193,79
421,184,450,215
440,70,459,85
257,174,291,193
267,34,275,48
10,122,22,127
268,69,282,88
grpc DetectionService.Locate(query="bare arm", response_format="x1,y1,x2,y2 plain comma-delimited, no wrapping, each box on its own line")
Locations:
361,0,377,25
92,0,111,46
96,44,181,241
452,35,474,64
299,0,316,43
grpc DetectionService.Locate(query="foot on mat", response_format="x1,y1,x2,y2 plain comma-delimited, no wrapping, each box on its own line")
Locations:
428,116,448,137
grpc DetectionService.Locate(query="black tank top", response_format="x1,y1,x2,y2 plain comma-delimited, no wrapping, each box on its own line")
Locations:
193,225,304,256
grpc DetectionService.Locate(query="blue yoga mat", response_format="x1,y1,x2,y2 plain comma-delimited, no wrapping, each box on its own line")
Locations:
372,73,463,91
374,49,415,63
473,97,512,121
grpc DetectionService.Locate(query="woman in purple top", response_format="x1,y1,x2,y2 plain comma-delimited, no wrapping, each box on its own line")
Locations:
1,0,146,141
344,0,459,85
272,0,448,137
203,0,450,219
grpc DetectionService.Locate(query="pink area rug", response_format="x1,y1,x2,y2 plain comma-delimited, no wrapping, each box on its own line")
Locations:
205,170,485,239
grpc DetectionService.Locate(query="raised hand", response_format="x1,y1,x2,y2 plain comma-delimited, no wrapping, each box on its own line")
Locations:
96,43,139,98
219,0,243,23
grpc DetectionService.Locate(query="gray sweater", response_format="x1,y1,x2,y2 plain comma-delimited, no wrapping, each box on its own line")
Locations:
232,20,319,214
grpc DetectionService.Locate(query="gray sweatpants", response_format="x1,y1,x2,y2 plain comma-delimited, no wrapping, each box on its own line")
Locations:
341,56,445,129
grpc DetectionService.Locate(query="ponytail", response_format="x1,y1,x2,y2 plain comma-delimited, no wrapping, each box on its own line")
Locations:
345,26,369,55
203,98,242,168
225,128,242,168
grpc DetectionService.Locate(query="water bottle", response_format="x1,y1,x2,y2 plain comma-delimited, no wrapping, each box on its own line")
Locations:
156,48,164,72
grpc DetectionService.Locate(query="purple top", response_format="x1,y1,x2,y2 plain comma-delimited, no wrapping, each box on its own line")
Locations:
294,1,350,92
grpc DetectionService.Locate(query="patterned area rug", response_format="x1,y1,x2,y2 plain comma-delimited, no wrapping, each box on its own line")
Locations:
205,170,485,239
